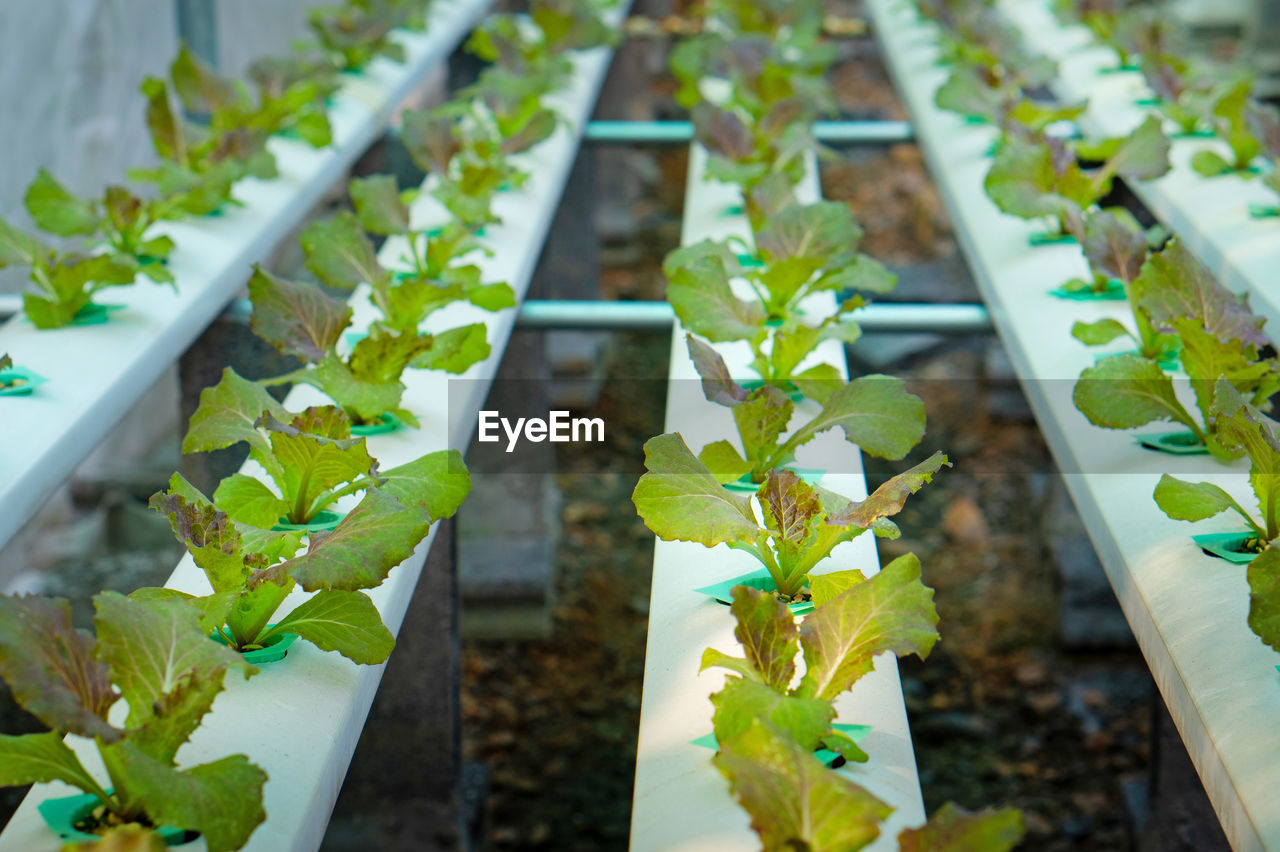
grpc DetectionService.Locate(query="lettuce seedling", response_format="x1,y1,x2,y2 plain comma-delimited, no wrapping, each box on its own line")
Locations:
705,580,1024,851
466,14,573,93
703,558,938,760
1068,208,1178,356
1153,378,1280,552
246,53,339,148
23,171,175,284
308,0,420,71
1190,75,1263,177
183,369,385,526
0,221,137,329
1073,240,1280,457
147,454,468,661
529,0,620,55
686,335,927,484
465,71,562,155
1141,53,1220,136
0,592,265,851
984,116,1170,239
400,105,528,232
632,433,948,599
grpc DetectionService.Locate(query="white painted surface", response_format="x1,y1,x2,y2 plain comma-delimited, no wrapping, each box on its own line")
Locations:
629,145,926,850
215,1,329,79
997,0,1280,334
0,0,493,566
868,1,1280,848
0,9,626,850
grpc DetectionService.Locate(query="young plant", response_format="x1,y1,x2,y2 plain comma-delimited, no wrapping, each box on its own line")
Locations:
0,221,137,329
308,0,422,71
0,592,265,850
183,369,383,527
632,433,948,600
1068,208,1178,356
400,105,528,232
246,52,340,148
1073,240,1280,457
1191,75,1263,177
665,199,896,388
1141,53,1220,136
984,115,1170,239
704,558,939,763
23,170,175,284
1153,378,1280,553
147,452,468,661
706,581,1023,852
686,335,926,485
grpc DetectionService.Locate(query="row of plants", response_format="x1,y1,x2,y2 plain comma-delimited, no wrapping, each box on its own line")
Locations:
629,0,1024,848
0,0,623,847
912,1,1280,691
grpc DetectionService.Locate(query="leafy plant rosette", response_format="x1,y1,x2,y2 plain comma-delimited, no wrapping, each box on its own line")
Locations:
23,170,176,285
633,431,949,602
1073,240,1280,457
685,335,928,487
0,220,137,329
1189,75,1264,178
308,0,425,72
146,446,468,663
0,591,266,850
183,368,398,528
1066,209,1176,352
1152,378,1280,557
704,575,1024,851
984,115,1171,242
665,199,897,389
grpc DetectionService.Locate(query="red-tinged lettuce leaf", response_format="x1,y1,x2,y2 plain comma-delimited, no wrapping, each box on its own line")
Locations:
667,257,766,344
0,596,119,740
1247,547,1280,652
1213,377,1280,472
256,489,432,592
402,108,462,175
827,452,951,530
711,678,835,752
632,433,762,547
728,584,799,691
796,553,939,700
129,588,238,641
0,731,104,797
1072,354,1197,431
755,200,860,269
171,45,244,119
984,135,1080,223
1137,240,1269,348
263,589,394,664
350,174,410,237
92,591,253,729
248,266,350,364
687,334,749,406
378,449,472,521
898,802,1025,852
301,211,388,292
151,478,263,590
411,323,493,374
304,354,410,426
140,77,191,165
714,719,891,852
787,375,926,460
734,386,795,470
99,741,266,852
261,407,376,521
1081,207,1149,285
128,671,224,766
24,169,102,237
760,469,824,558
183,368,290,457
691,102,755,160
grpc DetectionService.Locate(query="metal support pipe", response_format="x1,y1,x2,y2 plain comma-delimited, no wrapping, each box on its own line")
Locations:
0,296,991,334
515,300,991,334
584,120,914,146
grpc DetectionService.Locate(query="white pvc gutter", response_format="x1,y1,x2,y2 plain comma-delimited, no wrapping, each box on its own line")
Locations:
997,0,1280,332
0,0,493,565
867,0,1279,848
628,145,926,851
0,4,629,849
